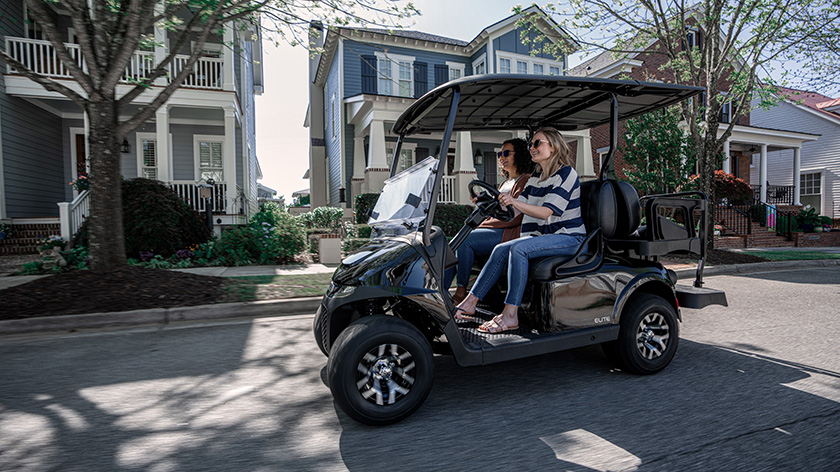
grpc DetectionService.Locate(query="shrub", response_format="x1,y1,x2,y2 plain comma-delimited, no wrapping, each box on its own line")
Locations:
354,193,380,224
297,206,344,233
683,171,753,204
432,204,474,236
343,238,371,253
122,178,211,258
39,235,66,253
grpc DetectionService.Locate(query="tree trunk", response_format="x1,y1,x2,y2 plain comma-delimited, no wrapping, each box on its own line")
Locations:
87,100,127,272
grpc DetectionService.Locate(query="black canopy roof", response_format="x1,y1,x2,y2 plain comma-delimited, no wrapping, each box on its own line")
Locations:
392,75,704,135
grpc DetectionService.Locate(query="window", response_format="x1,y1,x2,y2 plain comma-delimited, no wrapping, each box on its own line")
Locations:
447,62,465,81
550,66,560,76
800,172,822,210
141,139,157,179
499,58,511,74
24,5,43,40
192,41,222,58
474,60,486,75
533,63,544,75
375,52,414,98
196,139,224,181
517,61,528,74
720,100,732,124
386,146,414,173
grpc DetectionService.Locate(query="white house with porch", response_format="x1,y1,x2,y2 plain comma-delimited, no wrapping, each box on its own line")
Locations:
304,6,593,210
0,1,264,251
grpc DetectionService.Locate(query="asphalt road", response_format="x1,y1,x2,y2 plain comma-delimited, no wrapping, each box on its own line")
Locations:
1,268,838,471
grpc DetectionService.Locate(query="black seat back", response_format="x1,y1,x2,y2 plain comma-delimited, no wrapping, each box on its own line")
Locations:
580,179,641,240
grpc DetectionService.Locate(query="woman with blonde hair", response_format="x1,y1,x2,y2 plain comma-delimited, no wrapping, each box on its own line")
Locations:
454,127,586,333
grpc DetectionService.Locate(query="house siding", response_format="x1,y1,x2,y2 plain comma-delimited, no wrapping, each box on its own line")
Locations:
242,39,259,213
343,41,470,98
171,124,224,181
493,27,562,62
751,100,840,217
325,56,342,205
1,96,64,217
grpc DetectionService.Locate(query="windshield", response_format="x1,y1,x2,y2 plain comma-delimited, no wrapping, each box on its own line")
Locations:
368,155,438,237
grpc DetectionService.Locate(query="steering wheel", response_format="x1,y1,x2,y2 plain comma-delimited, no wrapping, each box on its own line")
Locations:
468,180,515,222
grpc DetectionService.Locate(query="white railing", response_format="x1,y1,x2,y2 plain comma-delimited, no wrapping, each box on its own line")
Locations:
169,181,228,213
439,176,456,203
5,38,224,89
172,55,224,89
57,190,89,241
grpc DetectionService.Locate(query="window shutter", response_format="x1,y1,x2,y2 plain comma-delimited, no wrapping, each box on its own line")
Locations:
414,61,427,97
434,64,448,87
361,55,377,94
697,30,703,50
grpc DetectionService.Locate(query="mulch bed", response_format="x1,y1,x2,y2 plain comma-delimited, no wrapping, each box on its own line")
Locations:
666,249,769,266
0,266,240,320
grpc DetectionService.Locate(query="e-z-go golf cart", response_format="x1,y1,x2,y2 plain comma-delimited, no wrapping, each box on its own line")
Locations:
313,75,727,425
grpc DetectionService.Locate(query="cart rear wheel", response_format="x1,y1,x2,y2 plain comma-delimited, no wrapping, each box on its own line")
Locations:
327,315,434,425
603,293,679,375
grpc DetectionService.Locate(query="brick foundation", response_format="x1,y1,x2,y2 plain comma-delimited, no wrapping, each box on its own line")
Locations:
793,231,840,247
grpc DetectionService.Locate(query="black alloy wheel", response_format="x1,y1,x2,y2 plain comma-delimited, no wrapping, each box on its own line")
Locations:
603,293,679,375
327,315,434,425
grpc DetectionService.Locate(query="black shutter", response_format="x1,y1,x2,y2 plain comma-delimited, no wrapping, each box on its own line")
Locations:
361,55,377,94
414,61,427,98
697,30,703,50
434,64,448,87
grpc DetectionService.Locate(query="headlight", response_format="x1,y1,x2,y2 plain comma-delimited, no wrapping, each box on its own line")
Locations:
335,285,356,297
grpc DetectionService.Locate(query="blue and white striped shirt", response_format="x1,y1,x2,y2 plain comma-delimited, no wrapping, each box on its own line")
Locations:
517,166,586,237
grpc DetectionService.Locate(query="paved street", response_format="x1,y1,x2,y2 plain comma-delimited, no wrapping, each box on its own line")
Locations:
1,268,838,471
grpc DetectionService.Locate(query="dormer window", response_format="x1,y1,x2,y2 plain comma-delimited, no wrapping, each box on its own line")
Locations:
447,62,465,81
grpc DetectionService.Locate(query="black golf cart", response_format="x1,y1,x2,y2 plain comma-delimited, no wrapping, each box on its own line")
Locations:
313,75,727,425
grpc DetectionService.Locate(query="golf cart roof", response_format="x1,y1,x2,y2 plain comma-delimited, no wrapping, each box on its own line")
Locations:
392,75,704,135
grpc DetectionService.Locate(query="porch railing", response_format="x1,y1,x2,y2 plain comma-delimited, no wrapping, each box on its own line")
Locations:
715,203,751,236
57,190,89,241
169,181,228,213
751,185,795,205
5,38,224,90
439,176,456,204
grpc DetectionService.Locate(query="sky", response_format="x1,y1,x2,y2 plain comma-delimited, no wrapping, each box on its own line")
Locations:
254,0,558,201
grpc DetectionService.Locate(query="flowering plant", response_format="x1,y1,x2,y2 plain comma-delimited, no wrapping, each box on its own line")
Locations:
39,235,66,252
70,173,89,192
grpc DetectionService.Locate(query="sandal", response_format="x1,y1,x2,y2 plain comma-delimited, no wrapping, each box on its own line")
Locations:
478,316,519,334
453,307,476,322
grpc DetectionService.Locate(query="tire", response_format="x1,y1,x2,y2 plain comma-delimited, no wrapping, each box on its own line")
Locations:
313,305,329,357
603,293,679,375
327,315,434,425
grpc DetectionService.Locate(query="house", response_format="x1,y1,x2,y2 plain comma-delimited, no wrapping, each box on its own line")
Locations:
0,1,264,252
750,88,840,219
569,34,819,205
304,6,595,210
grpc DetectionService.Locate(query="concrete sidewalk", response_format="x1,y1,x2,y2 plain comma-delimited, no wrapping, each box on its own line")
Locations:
2,258,839,338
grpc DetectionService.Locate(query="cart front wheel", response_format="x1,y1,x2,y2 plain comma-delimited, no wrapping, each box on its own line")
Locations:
327,315,434,425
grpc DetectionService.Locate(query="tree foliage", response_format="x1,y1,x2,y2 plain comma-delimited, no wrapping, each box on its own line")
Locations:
622,107,696,195
518,0,840,251
0,0,418,272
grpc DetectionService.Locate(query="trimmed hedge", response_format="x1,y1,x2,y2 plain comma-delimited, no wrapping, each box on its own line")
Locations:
432,204,474,236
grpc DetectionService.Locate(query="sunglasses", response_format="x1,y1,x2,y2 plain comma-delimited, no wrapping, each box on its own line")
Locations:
528,139,546,149
496,150,515,158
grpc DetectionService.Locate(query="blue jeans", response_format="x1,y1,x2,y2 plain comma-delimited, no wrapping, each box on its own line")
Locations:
443,228,505,289
470,233,585,307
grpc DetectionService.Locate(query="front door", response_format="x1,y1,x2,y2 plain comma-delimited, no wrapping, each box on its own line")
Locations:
483,151,497,187
75,134,87,176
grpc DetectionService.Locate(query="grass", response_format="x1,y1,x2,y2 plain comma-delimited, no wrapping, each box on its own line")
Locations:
225,273,334,301
745,250,840,261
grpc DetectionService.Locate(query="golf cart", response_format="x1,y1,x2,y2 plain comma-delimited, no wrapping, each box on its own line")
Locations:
313,75,727,425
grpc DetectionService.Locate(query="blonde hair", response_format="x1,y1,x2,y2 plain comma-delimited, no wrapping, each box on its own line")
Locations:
533,127,574,181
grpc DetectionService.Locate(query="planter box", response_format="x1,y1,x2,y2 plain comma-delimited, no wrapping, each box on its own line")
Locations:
793,230,840,247
318,234,342,264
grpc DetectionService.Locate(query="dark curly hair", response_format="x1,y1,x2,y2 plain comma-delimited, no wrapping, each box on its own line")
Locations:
500,138,535,178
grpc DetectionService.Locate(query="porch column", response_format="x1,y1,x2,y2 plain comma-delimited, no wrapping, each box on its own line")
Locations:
365,120,389,193
759,144,768,203
153,3,168,86
224,107,237,213
352,136,366,200
454,131,477,204
722,139,731,174
575,134,595,179
155,106,171,182
793,147,801,205
223,26,235,92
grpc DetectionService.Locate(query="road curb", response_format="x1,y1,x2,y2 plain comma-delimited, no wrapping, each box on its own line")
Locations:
0,297,322,337
3,259,838,338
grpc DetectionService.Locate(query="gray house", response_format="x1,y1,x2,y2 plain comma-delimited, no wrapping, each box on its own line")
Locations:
305,6,596,210
751,88,840,219
0,1,264,247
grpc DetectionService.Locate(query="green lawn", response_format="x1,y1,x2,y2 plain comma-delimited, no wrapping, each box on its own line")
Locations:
747,251,840,261
226,273,334,301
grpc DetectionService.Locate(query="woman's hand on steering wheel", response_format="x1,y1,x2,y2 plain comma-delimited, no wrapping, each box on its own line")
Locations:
468,180,515,222
498,193,516,208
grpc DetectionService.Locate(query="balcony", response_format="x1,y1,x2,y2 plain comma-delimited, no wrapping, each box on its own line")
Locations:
4,37,224,90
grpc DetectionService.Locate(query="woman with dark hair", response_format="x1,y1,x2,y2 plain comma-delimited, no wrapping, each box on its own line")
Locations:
446,137,534,305
454,127,586,332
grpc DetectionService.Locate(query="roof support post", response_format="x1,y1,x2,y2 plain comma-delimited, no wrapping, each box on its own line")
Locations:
388,134,403,178
793,147,801,206
599,93,618,181
424,88,461,248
